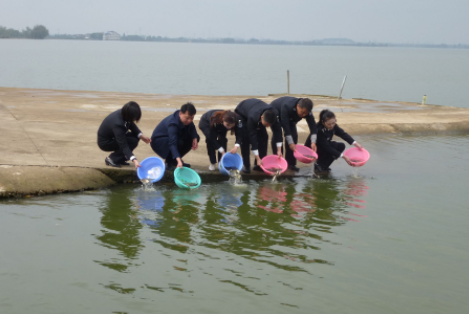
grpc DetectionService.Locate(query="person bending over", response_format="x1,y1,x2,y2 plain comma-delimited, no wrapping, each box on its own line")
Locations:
198,110,239,170
97,101,151,169
270,96,317,171
310,109,363,174
234,98,283,173
151,103,200,170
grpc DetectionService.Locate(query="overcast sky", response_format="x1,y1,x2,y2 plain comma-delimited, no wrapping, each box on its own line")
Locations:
1,0,467,44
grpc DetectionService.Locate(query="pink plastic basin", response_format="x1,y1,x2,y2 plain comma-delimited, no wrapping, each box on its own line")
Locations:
293,144,318,164
343,147,370,167
260,155,288,175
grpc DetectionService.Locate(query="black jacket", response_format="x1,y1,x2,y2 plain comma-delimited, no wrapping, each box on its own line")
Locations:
198,110,240,150
151,110,199,159
270,96,317,144
97,109,142,160
317,123,355,159
235,98,283,151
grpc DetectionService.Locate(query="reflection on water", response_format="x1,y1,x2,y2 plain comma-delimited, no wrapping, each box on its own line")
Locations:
94,191,143,273
93,175,369,298
3,134,469,313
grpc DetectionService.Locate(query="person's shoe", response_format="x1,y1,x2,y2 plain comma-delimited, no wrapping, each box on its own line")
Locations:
182,163,191,168
314,163,329,174
208,163,216,171
252,165,263,172
242,166,251,174
288,165,300,171
105,157,121,168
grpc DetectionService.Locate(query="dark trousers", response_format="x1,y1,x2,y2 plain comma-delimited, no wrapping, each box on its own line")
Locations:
206,138,227,164
151,137,199,166
200,127,228,164
240,122,268,169
305,138,345,169
98,132,140,163
271,122,297,166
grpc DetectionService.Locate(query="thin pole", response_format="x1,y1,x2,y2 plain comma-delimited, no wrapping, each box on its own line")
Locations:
338,75,347,99
287,70,290,94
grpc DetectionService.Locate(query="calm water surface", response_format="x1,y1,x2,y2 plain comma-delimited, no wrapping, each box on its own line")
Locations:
0,39,468,108
1,134,469,313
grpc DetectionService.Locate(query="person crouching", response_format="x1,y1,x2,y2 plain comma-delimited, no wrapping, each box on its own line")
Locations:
310,109,364,174
150,103,200,170
97,101,151,169
198,110,239,170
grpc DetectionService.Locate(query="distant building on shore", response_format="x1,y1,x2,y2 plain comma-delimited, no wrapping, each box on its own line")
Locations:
103,31,121,41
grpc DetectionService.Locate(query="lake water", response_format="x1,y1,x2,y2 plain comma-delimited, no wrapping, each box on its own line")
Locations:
1,134,469,314
0,39,468,108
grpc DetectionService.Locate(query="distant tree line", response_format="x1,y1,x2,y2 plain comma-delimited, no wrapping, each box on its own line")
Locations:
119,34,469,49
0,25,49,39
4,25,467,49
49,32,103,40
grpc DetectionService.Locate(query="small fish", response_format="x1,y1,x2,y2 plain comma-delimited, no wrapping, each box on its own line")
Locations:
140,179,151,184
350,159,362,163
182,181,198,187
229,169,241,182
271,169,282,182
303,154,316,159
266,167,282,172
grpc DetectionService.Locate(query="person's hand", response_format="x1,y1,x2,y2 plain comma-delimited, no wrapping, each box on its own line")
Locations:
133,159,141,169
289,143,296,152
343,155,353,166
256,156,263,166
277,148,283,159
354,142,363,150
230,146,238,154
310,143,317,152
177,158,183,168
140,135,151,144
192,138,198,150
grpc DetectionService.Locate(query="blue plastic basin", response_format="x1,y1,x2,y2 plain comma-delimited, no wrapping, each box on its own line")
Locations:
218,153,243,176
137,157,166,183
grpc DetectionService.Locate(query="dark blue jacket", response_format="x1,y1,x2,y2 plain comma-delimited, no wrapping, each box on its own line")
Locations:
270,96,317,144
234,98,283,151
317,123,355,159
198,109,240,150
151,110,199,159
97,109,141,160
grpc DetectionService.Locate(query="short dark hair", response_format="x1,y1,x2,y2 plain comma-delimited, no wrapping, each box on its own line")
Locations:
262,110,277,125
298,98,313,112
180,102,196,115
121,101,142,122
319,109,336,122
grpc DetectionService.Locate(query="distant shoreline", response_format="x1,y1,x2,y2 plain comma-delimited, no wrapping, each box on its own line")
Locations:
3,36,465,50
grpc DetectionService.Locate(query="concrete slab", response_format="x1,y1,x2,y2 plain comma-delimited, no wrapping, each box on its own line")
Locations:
1,86,469,197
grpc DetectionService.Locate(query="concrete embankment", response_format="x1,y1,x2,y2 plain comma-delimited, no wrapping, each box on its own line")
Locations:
1,87,469,198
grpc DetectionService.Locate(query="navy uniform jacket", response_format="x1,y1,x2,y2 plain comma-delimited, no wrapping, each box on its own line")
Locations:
270,96,317,145
234,98,283,155
97,109,142,160
151,110,199,159
317,123,355,159
198,110,240,151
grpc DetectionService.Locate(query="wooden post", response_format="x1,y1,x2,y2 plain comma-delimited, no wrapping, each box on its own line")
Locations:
338,75,347,99
287,70,290,94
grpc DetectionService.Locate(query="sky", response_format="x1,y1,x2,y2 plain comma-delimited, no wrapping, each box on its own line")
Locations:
1,0,468,44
